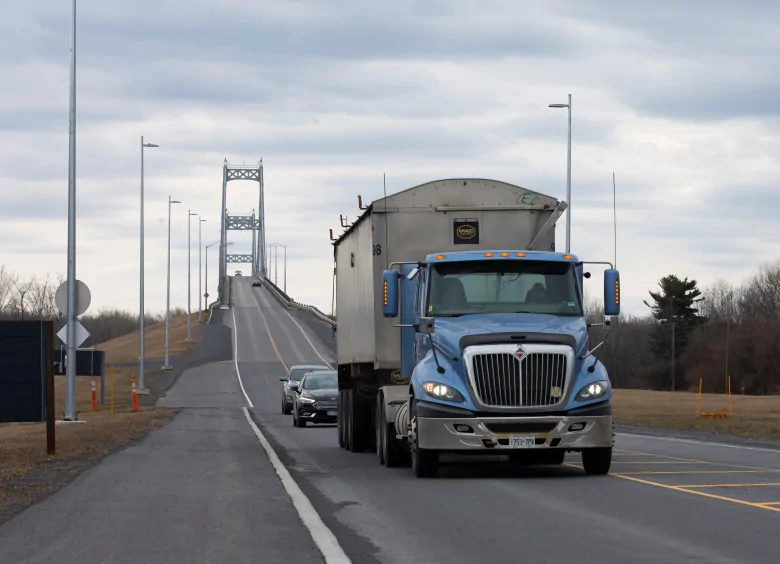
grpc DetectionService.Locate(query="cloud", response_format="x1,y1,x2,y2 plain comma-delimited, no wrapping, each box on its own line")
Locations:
1,0,779,319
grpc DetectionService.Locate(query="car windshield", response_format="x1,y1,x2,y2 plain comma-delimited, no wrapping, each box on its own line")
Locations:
428,259,582,317
302,372,337,390
289,367,327,383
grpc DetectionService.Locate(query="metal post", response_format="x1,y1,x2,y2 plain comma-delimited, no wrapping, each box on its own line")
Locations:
669,295,675,391
283,245,287,293
186,210,196,341
139,137,158,393
64,0,77,420
549,94,572,253
566,93,571,253
199,218,205,322
163,195,180,370
274,246,278,285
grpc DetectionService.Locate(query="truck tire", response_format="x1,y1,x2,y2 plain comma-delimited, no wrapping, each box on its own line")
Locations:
347,390,371,453
410,399,438,477
377,392,407,467
337,391,345,448
582,447,612,475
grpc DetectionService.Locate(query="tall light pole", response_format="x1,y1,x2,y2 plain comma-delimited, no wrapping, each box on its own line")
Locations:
64,0,78,420
139,136,159,393
186,210,197,341
549,94,572,253
268,243,287,293
162,195,181,371
198,217,206,323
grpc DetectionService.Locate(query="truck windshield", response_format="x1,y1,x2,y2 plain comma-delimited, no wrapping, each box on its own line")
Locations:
427,260,582,317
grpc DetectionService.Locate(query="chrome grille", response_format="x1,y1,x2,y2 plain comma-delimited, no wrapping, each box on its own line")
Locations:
313,401,337,410
471,352,568,407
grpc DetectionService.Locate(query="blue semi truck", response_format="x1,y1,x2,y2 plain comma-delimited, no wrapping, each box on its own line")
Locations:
333,179,620,477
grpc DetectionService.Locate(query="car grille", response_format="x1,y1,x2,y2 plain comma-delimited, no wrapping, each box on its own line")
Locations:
313,401,337,410
471,352,568,407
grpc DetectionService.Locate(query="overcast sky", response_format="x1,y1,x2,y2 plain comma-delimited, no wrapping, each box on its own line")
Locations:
2,0,779,318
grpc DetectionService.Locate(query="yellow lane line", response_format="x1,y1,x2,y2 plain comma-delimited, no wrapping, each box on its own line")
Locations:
250,290,289,372
613,474,780,514
675,483,780,488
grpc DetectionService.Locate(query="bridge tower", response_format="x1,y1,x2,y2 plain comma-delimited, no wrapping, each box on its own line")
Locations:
219,159,266,301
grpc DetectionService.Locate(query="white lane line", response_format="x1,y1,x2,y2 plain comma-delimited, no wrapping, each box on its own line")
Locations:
617,432,780,454
242,407,350,563
274,296,334,369
231,305,254,408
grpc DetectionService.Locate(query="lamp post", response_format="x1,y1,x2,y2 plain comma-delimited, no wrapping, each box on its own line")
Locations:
549,94,572,253
64,0,78,420
162,195,181,371
268,243,287,293
198,218,206,323
139,136,159,393
186,210,197,341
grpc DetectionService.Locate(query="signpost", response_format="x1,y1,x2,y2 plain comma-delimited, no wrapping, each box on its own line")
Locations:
55,279,91,420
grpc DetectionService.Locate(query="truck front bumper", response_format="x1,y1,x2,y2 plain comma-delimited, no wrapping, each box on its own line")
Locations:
415,402,613,451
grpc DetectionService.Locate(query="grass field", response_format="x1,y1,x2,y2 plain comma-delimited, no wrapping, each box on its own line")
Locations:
0,314,202,523
613,388,780,442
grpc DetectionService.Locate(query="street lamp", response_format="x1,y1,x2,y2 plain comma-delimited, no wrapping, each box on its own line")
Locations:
268,243,287,293
549,94,572,253
162,195,181,371
205,241,232,312
186,210,197,342
139,136,159,393
198,217,206,323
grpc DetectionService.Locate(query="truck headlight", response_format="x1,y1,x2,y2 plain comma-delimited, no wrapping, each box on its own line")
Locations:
299,396,316,404
423,382,465,403
575,380,609,402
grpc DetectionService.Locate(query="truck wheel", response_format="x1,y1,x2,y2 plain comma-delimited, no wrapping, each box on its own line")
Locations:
410,403,438,478
348,391,370,453
337,391,345,448
582,447,612,475
376,394,386,465
378,393,407,468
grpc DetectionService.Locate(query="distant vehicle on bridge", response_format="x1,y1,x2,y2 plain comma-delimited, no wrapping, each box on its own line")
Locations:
235,270,242,276
332,178,620,477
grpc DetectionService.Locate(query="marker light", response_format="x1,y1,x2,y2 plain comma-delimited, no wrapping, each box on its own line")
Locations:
436,255,446,260
516,252,526,257
500,252,509,257
563,255,572,260
484,253,494,257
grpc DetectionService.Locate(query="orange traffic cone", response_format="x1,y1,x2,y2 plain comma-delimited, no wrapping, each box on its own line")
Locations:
91,378,98,412
131,375,139,412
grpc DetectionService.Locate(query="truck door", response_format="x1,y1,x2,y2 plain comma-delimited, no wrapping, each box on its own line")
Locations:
414,268,429,364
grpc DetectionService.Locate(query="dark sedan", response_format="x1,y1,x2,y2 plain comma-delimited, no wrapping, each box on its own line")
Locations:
279,364,330,414
292,370,338,428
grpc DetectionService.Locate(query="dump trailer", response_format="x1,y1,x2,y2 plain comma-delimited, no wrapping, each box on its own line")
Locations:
333,178,620,477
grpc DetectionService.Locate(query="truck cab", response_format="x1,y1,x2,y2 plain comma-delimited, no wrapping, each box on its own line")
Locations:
380,250,620,477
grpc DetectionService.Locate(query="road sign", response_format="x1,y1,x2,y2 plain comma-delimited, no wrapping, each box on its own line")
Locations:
57,319,90,348
55,279,91,317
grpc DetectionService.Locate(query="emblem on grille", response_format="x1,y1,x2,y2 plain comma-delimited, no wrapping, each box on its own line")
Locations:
514,346,525,359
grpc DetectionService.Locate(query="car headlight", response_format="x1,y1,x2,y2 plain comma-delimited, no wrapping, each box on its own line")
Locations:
423,382,465,403
299,396,316,404
575,380,609,402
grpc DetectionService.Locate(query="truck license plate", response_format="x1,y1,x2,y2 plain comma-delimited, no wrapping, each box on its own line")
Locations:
327,411,337,416
508,434,536,448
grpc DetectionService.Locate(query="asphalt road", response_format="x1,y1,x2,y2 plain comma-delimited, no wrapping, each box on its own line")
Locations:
233,277,780,564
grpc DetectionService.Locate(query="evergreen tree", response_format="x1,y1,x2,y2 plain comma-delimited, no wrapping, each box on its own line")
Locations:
643,275,706,390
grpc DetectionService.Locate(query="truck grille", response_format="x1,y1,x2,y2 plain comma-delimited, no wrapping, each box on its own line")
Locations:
471,352,568,407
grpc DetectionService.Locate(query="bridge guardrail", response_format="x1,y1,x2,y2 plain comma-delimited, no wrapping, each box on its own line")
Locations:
255,275,337,328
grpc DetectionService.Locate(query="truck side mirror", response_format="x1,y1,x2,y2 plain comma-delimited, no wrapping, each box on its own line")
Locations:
603,268,620,316
382,270,399,318
419,316,435,335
